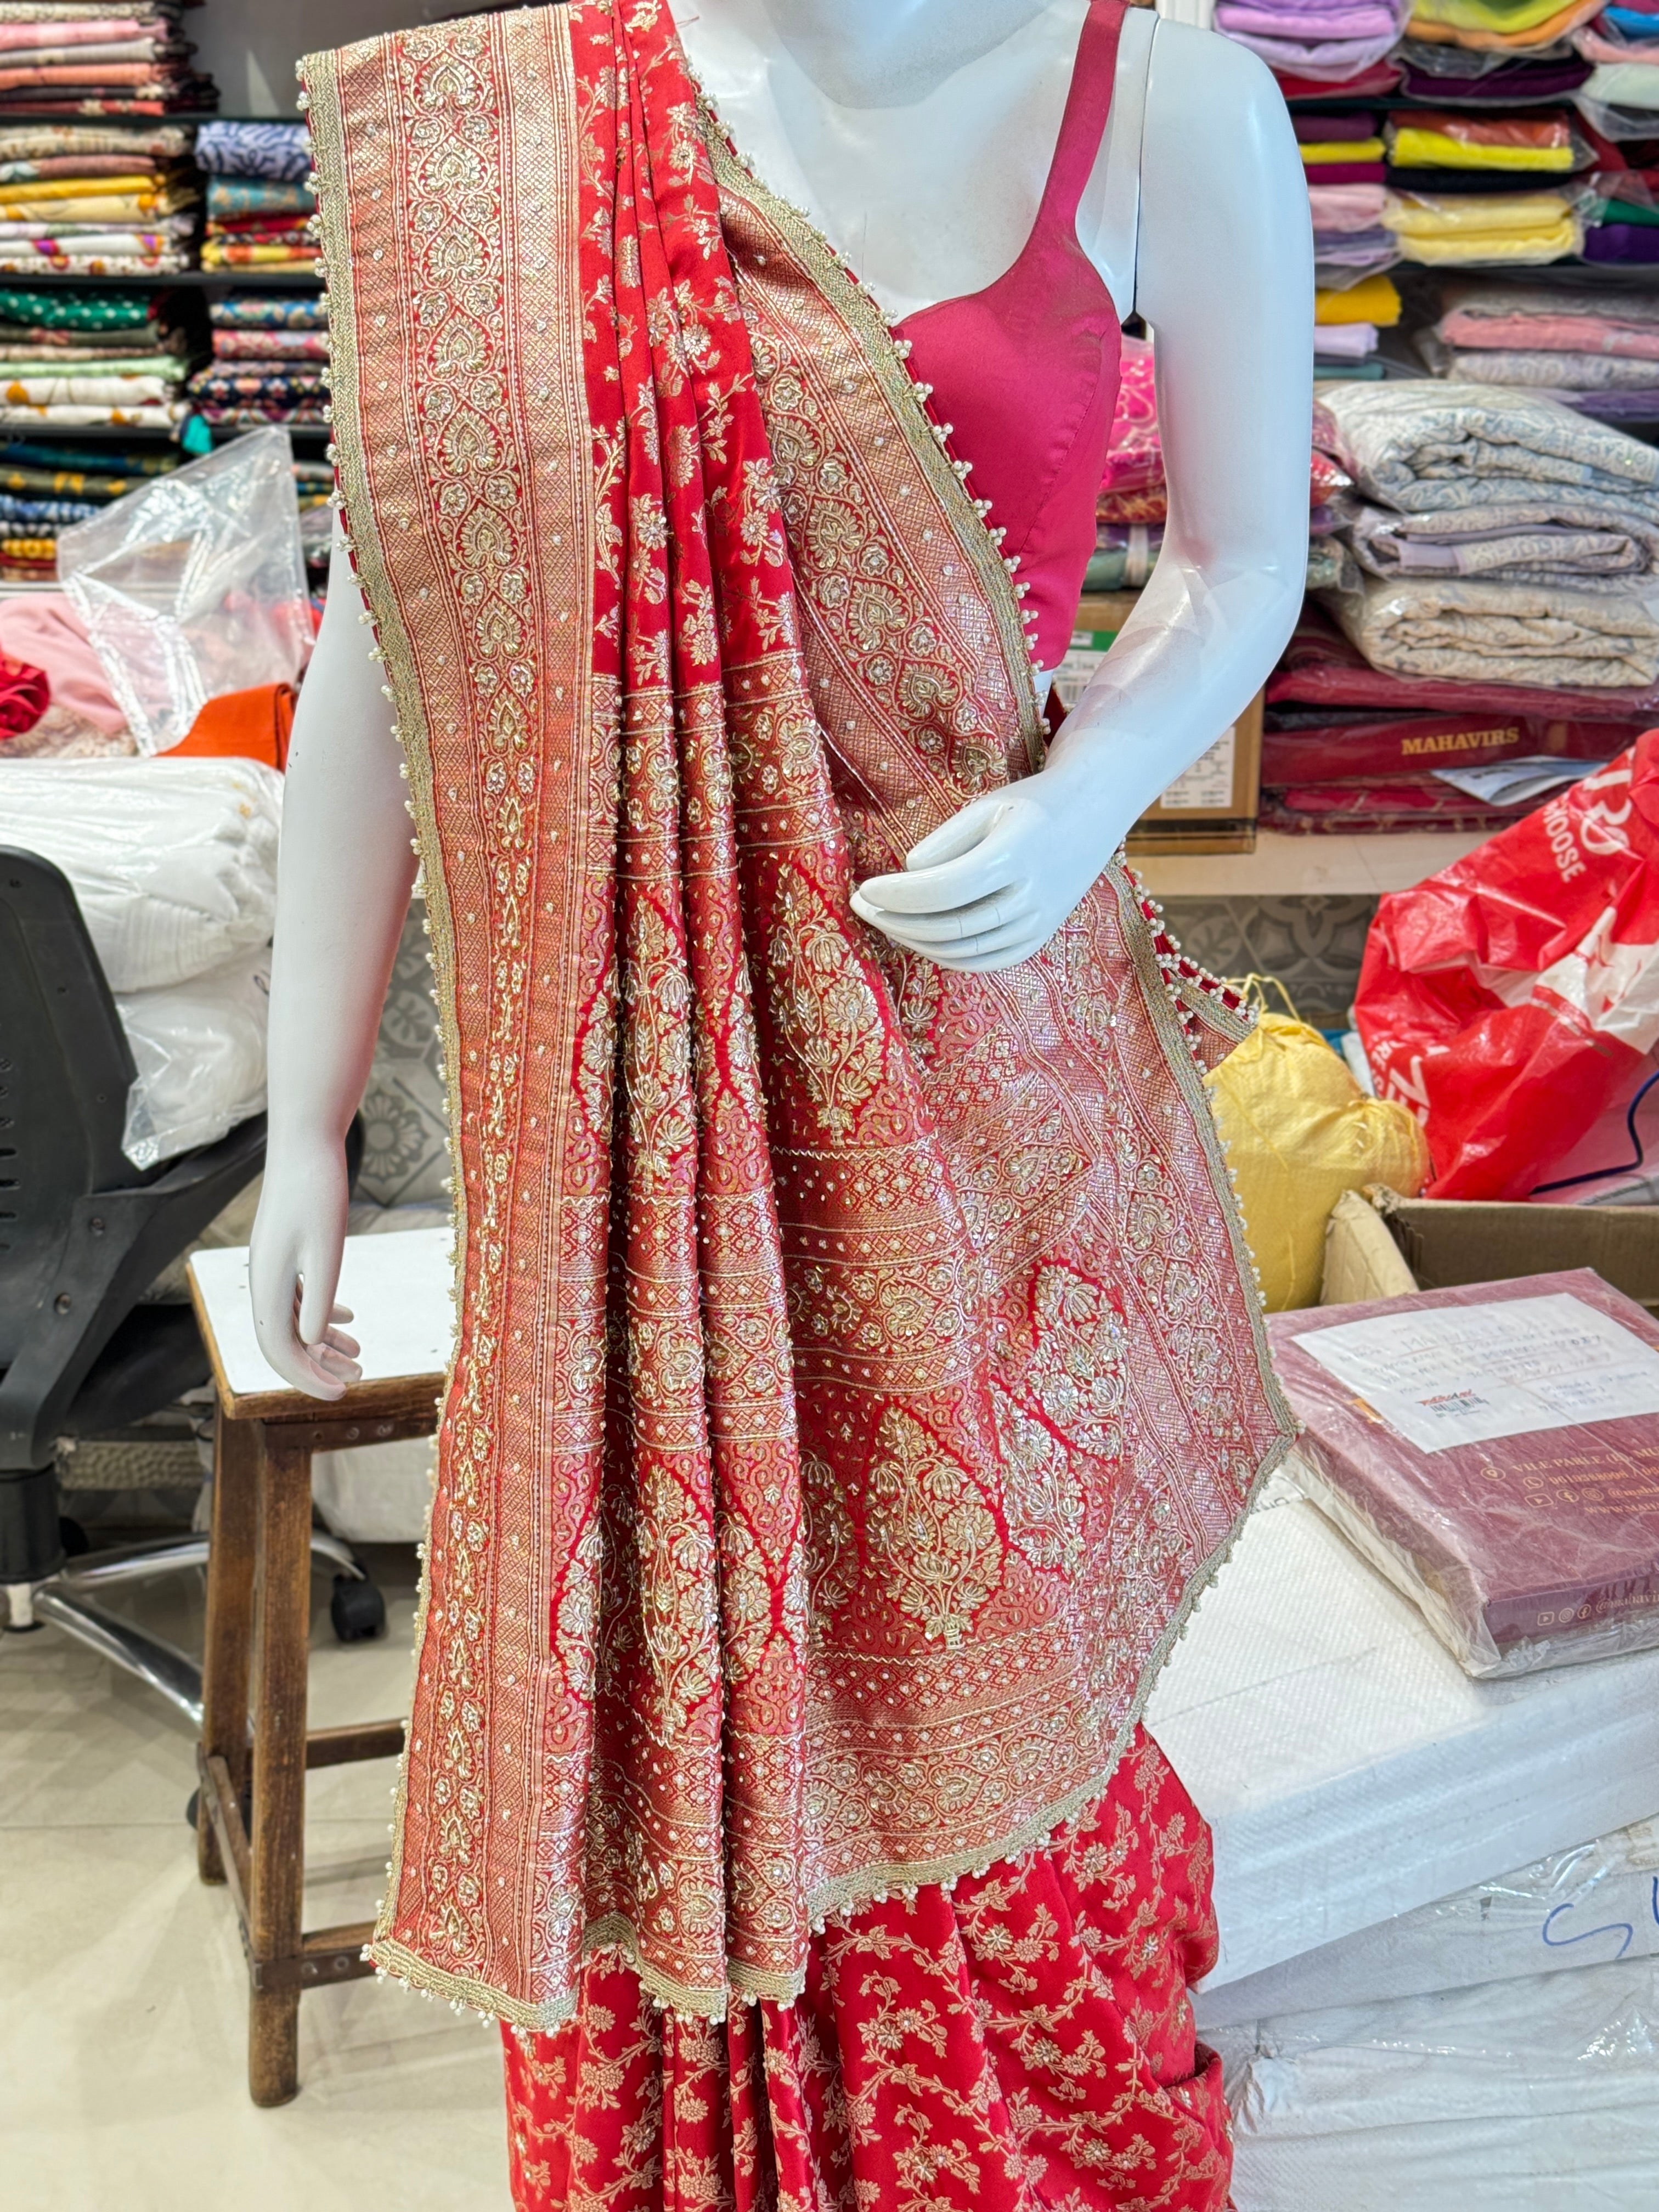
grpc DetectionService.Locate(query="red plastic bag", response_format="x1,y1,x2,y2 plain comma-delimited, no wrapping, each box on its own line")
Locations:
1356,729,1659,1198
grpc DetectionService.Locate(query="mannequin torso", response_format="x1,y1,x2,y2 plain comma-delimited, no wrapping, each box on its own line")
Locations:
251,0,1313,1393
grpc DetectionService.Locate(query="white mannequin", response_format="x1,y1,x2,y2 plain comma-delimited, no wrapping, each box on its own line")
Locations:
251,0,1313,1395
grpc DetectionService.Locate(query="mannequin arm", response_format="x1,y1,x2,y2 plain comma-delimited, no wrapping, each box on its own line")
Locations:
248,530,417,1397
851,23,1312,970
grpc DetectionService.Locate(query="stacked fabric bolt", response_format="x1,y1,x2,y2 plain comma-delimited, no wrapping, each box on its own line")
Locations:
0,4,211,116
1395,44,1594,92
0,117,194,272
1298,114,1404,294
1408,0,1606,54
1316,379,1659,687
1314,269,1402,376
0,416,176,577
1583,161,1659,259
195,120,315,273
1258,601,1654,830
1381,108,1592,262
1417,278,1659,416
188,289,326,426
1571,0,1659,130
0,280,186,445
1215,0,1413,81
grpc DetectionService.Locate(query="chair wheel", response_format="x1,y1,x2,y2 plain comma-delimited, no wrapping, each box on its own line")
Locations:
188,1780,252,1833
330,1573,386,1644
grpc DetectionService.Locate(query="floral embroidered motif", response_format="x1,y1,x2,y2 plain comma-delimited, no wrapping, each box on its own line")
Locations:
865,1408,1003,1649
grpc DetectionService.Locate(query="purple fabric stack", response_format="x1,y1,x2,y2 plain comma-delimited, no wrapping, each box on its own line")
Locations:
1216,0,1413,80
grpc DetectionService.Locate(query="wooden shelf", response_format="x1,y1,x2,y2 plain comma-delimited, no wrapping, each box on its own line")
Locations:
1135,827,1489,900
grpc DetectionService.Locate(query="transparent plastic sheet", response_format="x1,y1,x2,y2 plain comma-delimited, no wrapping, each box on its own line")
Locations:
1270,1272,1659,1678
1198,1808,1659,2027
1216,1953,1659,2211
0,755,281,991
1576,69,1659,131
116,939,271,1169
55,425,311,754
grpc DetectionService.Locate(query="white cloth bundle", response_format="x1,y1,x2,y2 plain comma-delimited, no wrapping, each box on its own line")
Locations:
0,755,281,990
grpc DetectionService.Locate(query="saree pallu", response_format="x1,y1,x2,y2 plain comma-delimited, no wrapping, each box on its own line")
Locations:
305,0,1289,2133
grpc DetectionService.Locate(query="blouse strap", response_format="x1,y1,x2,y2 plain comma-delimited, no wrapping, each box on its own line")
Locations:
1038,0,1132,232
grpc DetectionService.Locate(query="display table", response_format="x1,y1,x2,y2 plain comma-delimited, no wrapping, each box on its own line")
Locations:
186,1230,451,2107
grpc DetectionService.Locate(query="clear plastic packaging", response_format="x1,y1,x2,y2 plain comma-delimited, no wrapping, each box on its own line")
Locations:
1217,1953,1659,2211
1272,1270,1659,1677
1199,1809,1659,2028
55,426,311,755
116,940,271,1169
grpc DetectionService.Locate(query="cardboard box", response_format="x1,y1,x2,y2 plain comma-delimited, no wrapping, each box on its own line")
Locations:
1372,1190,1659,1316
1058,592,1262,853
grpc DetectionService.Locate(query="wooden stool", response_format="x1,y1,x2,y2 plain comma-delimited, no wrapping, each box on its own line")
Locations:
187,1231,450,2107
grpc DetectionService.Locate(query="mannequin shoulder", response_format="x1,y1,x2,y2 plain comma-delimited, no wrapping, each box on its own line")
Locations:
1080,15,1300,318
1142,20,1303,162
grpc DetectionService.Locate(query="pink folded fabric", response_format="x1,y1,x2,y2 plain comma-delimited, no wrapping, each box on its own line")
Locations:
0,590,122,732
0,20,147,51
1439,306,1659,355
1294,109,1384,138
0,62,161,90
1309,182,1390,227
1575,24,1659,60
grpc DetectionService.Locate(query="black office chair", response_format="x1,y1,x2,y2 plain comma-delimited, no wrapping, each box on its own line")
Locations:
0,846,375,1725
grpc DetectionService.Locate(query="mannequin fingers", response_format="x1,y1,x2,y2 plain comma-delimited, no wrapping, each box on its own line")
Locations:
316,1324,362,1361
296,1257,343,1347
328,1302,355,1327
922,916,1047,969
865,891,1040,948
854,845,1023,919
904,795,1006,871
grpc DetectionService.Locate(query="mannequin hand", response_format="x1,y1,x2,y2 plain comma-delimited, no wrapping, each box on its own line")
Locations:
248,1140,363,1400
849,752,1118,973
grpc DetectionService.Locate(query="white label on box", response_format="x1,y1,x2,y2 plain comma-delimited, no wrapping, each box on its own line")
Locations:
1159,726,1237,812
1052,633,1113,713
1292,1291,1659,1454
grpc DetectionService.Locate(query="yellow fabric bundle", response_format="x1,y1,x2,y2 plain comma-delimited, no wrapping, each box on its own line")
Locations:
1407,0,1601,47
1388,125,1575,170
1384,190,1581,262
1302,138,1387,163
1206,1015,1430,1312
0,193,190,224
0,173,165,203
1315,272,1402,325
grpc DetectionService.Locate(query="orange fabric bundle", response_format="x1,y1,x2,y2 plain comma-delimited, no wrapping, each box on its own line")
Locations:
166,680,293,769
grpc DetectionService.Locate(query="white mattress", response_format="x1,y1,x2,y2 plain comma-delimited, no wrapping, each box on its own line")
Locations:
1214,1954,1659,2212
1147,1474,1659,1987
1197,1810,1659,2029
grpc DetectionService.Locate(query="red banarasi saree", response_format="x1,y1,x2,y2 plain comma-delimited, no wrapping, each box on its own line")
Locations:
303,3,1291,2202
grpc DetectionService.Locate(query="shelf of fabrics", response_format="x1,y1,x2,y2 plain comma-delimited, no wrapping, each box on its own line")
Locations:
0,108,329,586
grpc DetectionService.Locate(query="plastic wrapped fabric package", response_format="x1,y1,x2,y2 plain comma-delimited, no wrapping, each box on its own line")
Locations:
1272,1272,1659,1676
1146,1472,1659,1986
1214,1953,1659,2210
1203,1014,1429,1310
115,939,270,1169
55,426,311,753
0,755,281,991
1198,1808,1659,2028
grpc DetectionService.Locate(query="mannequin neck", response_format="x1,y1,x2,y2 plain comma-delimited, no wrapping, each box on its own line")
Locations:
678,0,1063,106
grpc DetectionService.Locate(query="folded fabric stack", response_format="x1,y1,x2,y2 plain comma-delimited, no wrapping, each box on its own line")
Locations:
1571,0,1659,129
0,279,185,457
1217,0,1413,81
0,4,211,117
1417,277,1659,417
1315,268,1402,375
0,117,194,273
1408,0,1606,54
1395,44,1594,92
1259,601,1653,829
1316,379,1659,689
1299,113,1404,294
195,120,315,273
188,287,326,428
0,415,177,579
1583,161,1659,257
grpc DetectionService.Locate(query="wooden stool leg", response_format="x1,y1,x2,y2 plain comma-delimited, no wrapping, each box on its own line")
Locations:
247,1429,313,2108
198,1410,258,1886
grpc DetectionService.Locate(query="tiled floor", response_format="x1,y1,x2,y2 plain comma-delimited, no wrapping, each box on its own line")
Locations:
2,1541,507,2210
